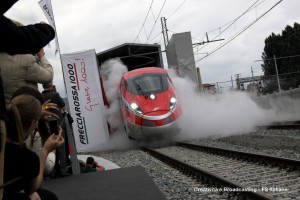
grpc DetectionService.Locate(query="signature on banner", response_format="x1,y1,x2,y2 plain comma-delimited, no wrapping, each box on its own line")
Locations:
79,59,99,111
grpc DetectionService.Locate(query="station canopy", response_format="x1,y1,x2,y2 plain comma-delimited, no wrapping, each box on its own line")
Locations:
96,43,163,71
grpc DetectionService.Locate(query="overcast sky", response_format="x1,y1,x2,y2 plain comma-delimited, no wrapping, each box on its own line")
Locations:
5,0,299,96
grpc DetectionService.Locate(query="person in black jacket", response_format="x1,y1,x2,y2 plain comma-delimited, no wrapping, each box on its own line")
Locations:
0,1,55,55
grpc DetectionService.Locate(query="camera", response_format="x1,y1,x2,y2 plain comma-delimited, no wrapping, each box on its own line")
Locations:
48,117,59,135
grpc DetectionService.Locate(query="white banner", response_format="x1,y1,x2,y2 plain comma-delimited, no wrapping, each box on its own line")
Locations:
38,0,59,55
61,49,109,153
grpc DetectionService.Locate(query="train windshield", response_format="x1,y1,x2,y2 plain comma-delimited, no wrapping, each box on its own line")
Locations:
126,73,170,95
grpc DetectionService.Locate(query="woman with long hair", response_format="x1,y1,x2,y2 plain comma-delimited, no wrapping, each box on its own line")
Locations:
11,86,59,176
4,95,64,200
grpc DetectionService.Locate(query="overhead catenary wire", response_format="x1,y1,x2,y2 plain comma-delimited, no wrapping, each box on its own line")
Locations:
133,0,188,47
148,32,163,43
166,0,188,20
194,1,275,69
132,0,154,44
195,0,283,63
165,0,275,49
131,0,167,57
194,0,262,55
254,54,300,62
145,0,167,44
122,0,169,69
150,6,157,21
204,0,267,35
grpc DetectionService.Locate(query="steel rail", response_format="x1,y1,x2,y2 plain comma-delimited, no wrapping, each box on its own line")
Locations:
142,147,273,200
177,142,300,170
256,121,300,130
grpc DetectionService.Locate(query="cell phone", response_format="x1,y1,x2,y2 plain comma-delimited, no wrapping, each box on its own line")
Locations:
48,117,59,135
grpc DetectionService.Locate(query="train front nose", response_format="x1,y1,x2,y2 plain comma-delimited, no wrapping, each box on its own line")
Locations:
140,111,179,140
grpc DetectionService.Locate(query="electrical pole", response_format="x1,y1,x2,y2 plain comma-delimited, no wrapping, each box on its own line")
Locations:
274,54,281,93
196,67,203,92
236,74,240,90
161,17,169,50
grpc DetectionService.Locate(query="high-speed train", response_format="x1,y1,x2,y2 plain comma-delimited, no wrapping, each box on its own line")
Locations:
119,67,182,141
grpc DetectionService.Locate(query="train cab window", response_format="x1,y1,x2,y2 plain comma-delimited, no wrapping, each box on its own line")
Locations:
126,73,169,95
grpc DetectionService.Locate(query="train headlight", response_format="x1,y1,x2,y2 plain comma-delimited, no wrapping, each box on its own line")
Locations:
130,102,143,114
149,94,156,100
169,97,177,110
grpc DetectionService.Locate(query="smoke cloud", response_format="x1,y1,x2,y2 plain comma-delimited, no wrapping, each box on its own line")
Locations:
99,59,136,150
168,69,274,141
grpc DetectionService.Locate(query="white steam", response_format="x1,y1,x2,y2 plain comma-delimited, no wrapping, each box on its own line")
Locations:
99,59,136,150
98,62,298,149
168,69,273,141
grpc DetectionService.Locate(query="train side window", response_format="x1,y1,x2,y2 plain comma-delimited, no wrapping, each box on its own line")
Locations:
167,75,173,84
119,81,122,90
125,79,137,94
119,79,123,94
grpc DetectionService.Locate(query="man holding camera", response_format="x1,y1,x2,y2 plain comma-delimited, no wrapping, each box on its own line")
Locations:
81,157,105,173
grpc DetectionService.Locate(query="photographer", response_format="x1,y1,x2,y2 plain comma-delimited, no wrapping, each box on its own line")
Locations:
82,157,105,173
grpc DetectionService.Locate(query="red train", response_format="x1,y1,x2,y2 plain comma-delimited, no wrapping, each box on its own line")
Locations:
119,67,182,141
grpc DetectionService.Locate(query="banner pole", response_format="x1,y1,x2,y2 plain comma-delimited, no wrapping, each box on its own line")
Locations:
48,0,68,98
39,0,80,174
64,114,81,175
49,0,81,174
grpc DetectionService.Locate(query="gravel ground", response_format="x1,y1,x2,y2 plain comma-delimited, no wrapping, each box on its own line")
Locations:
90,129,300,200
157,145,300,200
191,129,300,160
92,149,215,200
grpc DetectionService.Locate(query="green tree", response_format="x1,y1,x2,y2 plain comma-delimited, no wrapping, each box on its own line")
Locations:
261,22,300,93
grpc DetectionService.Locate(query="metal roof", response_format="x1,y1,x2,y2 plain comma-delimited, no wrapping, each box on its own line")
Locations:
96,43,163,71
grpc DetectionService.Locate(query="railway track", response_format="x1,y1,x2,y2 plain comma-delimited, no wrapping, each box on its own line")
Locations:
142,142,300,200
256,120,300,129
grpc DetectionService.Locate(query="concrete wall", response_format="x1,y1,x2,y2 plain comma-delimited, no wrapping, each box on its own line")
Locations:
166,32,198,83
252,87,300,118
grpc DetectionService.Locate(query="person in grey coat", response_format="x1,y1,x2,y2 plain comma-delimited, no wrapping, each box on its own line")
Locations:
1,48,53,104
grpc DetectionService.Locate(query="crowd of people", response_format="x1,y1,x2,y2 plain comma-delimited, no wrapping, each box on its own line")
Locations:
0,1,105,199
